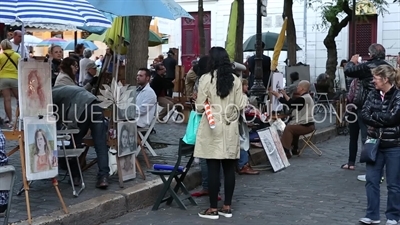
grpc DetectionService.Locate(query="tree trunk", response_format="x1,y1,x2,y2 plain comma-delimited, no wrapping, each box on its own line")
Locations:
323,36,338,80
323,35,338,94
284,0,297,66
323,14,351,93
198,0,206,56
234,0,244,63
125,16,152,86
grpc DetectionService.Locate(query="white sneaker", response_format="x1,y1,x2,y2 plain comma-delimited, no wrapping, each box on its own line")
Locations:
359,217,380,224
386,219,398,225
358,175,366,182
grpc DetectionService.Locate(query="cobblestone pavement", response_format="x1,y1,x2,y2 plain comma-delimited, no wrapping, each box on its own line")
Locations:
0,97,335,224
1,121,186,224
101,135,385,225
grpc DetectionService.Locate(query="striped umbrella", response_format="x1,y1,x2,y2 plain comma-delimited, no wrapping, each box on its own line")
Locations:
0,0,112,28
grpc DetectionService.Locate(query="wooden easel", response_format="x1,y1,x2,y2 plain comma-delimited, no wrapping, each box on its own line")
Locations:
3,109,68,225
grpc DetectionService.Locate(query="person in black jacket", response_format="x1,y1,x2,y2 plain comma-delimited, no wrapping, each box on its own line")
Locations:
344,44,389,160
247,42,271,89
49,45,63,87
359,64,400,225
150,64,181,121
162,50,177,97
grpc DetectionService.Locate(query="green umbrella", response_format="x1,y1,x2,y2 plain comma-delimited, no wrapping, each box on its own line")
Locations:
86,29,163,47
123,24,163,47
243,31,302,52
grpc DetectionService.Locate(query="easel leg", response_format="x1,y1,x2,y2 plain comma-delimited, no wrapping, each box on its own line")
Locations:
52,178,68,213
137,134,150,169
18,137,32,224
135,157,146,180
17,181,33,196
6,145,20,157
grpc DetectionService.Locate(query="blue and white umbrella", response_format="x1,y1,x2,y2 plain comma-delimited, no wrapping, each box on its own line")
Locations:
62,39,99,51
0,0,112,28
87,0,194,20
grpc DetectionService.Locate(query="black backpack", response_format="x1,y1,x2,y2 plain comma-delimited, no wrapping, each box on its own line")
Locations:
353,79,370,108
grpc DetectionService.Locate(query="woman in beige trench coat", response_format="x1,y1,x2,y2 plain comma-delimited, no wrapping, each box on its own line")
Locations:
195,47,247,220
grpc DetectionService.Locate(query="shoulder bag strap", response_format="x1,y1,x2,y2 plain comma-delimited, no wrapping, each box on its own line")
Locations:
0,57,10,71
2,52,18,69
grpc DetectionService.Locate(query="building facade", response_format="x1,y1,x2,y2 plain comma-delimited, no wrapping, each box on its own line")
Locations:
168,0,400,80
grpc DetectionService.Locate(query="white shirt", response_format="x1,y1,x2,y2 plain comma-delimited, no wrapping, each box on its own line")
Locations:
136,83,157,128
95,59,102,67
11,42,28,58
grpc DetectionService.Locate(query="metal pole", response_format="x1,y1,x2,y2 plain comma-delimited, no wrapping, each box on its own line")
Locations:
351,0,356,56
303,0,307,64
250,0,266,100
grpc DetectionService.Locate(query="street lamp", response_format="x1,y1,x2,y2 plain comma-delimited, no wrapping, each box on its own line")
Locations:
250,0,268,101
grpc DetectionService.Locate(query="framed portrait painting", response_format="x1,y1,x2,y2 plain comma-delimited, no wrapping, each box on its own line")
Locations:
18,59,53,118
116,85,136,121
23,116,58,181
257,128,285,172
118,154,136,181
269,126,290,168
117,121,137,157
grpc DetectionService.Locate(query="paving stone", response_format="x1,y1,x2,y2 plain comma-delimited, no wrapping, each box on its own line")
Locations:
99,135,389,225
0,96,335,224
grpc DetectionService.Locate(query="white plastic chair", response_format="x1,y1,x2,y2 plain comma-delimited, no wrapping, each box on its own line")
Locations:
137,104,158,156
0,165,16,225
313,83,331,114
57,129,86,197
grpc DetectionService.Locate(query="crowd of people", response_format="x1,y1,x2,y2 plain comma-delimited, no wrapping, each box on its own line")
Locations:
1,30,400,224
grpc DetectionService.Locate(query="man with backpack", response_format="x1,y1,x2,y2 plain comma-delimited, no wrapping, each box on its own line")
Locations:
343,43,389,173
345,44,389,138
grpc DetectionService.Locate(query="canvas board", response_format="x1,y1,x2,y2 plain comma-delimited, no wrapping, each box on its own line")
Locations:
116,86,136,121
18,60,53,118
257,128,285,172
336,67,347,91
285,65,311,85
117,121,137,157
272,72,284,111
269,126,290,168
118,154,136,181
23,116,58,181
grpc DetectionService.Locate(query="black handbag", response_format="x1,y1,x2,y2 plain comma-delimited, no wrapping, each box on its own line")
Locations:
359,132,382,163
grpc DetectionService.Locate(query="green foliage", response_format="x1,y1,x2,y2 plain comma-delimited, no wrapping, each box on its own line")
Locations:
309,0,395,31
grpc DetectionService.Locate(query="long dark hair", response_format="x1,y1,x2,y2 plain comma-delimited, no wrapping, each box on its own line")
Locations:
207,47,234,98
60,57,77,81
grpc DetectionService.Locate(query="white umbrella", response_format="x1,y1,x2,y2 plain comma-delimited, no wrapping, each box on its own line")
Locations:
11,35,42,47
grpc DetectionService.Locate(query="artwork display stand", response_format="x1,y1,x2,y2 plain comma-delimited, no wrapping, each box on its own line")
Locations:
2,58,68,224
110,116,150,188
3,113,68,225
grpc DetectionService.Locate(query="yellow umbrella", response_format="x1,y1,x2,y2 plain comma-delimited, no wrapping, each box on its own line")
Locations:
225,0,238,62
271,17,288,71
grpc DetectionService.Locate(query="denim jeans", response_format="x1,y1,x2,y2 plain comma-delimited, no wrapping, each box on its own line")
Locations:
200,158,208,190
365,147,400,221
238,149,249,169
72,104,110,179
